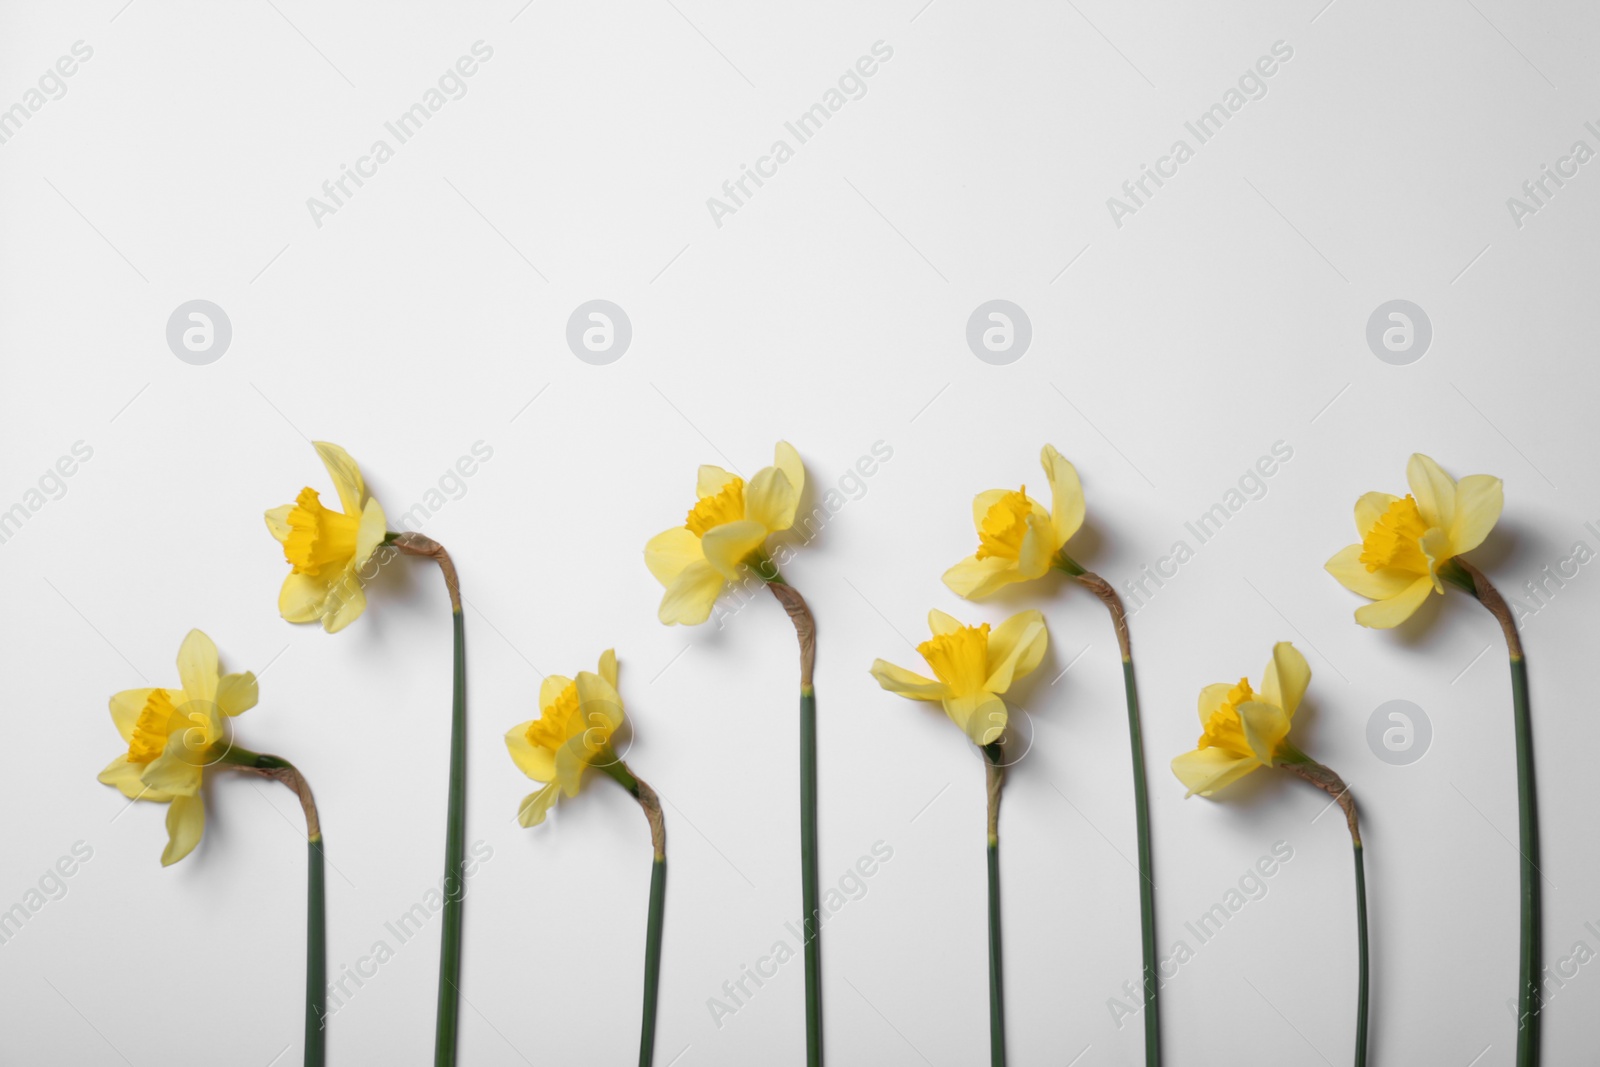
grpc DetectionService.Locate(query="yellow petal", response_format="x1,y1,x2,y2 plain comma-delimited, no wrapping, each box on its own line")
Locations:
1041,445,1085,544
943,555,1018,600
354,497,387,568
697,465,737,497
971,489,1009,532
645,526,703,586
216,672,258,717
1354,492,1397,537
927,609,964,635
598,649,619,690
505,721,556,782
141,751,203,797
321,573,367,633
1260,643,1310,718
539,674,574,713
279,572,328,624
869,659,946,701
1197,683,1236,728
658,559,725,626
98,755,174,802
264,505,293,544
554,738,587,798
314,441,366,516
110,688,157,743
517,784,560,827
1236,700,1290,764
1325,544,1415,600
1354,575,1436,629
985,610,1048,693
945,692,1007,746
701,519,767,580
1172,748,1259,798
161,795,205,866
1451,475,1503,555
1420,527,1451,591
1016,512,1055,579
745,466,800,533
773,441,805,498
175,630,219,707
1406,453,1456,532
575,670,625,734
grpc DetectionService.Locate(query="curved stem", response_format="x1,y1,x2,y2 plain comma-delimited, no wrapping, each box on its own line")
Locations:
1453,558,1539,1066
1065,561,1161,1066
763,571,823,1067
984,743,1006,1067
1281,755,1366,1067
393,533,468,1067
232,756,325,1067
602,760,669,1067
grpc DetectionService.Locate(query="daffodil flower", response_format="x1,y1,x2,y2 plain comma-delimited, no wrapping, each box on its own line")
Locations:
504,649,669,1065
505,649,629,827
943,444,1164,1066
1171,642,1311,798
97,629,257,865
643,440,823,1061
264,441,388,633
1324,452,1503,628
871,607,1047,1062
265,439,473,1061
644,441,804,625
870,609,1048,747
1171,642,1368,1066
97,630,327,1064
943,445,1084,599
1327,454,1535,1065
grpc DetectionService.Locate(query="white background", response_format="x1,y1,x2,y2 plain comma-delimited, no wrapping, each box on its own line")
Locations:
2,1,1598,1064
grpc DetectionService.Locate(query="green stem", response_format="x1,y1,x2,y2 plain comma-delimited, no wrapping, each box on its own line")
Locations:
759,564,823,1066
800,685,823,1067
1122,656,1160,1067
387,532,469,1066
640,856,667,1067
434,606,467,1066
601,759,669,1067
1512,654,1539,1065
1061,558,1160,1066
1452,559,1539,1066
307,834,327,1067
223,752,324,1066
1280,754,1365,1067
984,743,1006,1067
988,841,1005,1064
1353,843,1368,1067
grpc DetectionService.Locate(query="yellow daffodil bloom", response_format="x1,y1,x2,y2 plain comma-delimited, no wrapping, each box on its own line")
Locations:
1325,453,1504,629
505,650,627,826
870,609,1048,746
264,441,388,633
644,441,805,625
943,444,1086,599
1171,642,1311,798
97,630,258,865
